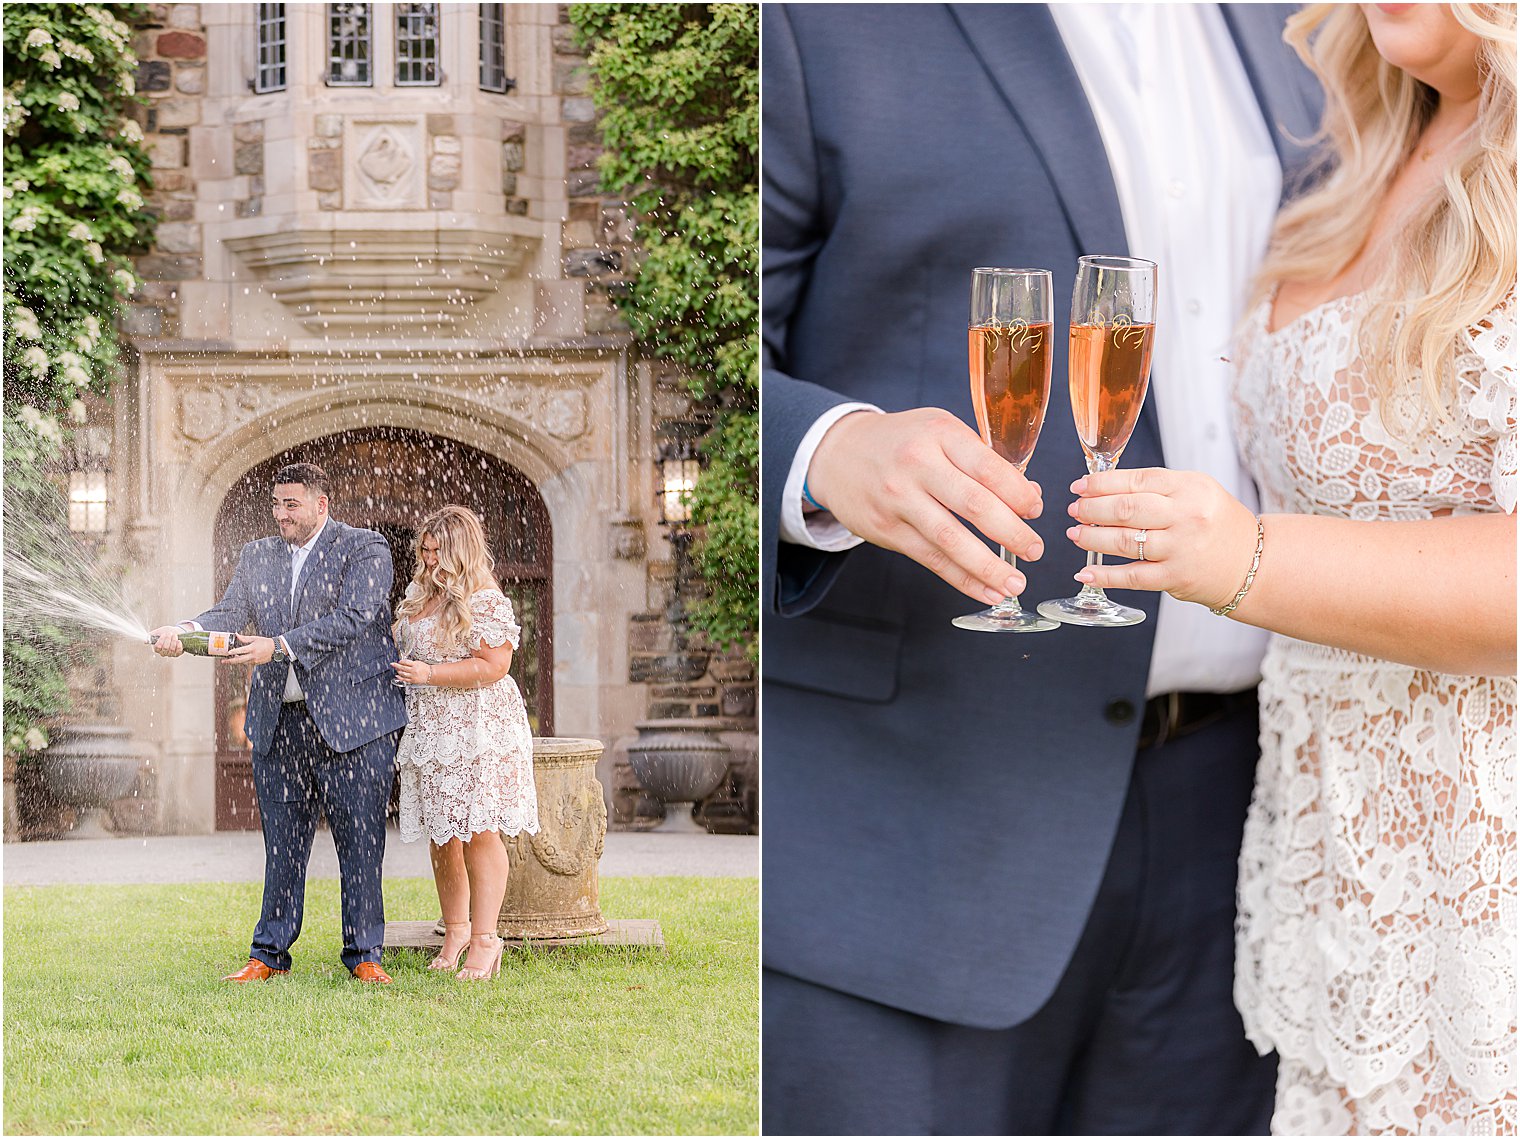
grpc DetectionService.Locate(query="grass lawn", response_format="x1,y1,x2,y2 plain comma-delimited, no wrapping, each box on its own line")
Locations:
3,876,757,1135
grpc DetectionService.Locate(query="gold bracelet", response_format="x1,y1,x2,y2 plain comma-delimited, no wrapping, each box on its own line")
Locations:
1211,516,1265,618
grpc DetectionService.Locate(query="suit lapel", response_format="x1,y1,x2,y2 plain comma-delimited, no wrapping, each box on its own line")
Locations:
291,519,339,622
947,4,1128,261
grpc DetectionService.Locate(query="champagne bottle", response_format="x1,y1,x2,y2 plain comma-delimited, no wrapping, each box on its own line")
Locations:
148,630,237,656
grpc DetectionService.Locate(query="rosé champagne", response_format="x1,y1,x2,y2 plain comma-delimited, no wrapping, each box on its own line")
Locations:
968,321,1052,472
1068,320,1155,465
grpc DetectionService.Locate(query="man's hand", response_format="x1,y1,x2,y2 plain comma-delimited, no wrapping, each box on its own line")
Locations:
223,635,276,666
148,626,186,657
805,408,1045,604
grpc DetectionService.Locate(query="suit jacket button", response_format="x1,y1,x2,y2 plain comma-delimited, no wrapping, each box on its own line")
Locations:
1104,699,1136,725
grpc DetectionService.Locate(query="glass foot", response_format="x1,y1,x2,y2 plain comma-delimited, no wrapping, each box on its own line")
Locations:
1036,592,1146,628
951,604,1058,633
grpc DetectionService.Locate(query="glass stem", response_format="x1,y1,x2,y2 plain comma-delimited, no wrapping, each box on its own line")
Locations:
1079,454,1113,604
993,547,1024,615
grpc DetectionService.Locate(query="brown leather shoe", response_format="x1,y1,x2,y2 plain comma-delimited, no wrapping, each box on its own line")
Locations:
351,962,392,984
223,958,288,983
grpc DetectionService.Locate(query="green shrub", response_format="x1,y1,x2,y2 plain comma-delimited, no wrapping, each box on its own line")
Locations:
570,3,758,658
3,3,153,757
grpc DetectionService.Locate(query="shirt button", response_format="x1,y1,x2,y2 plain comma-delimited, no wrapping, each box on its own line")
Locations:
1186,299,1202,315
1104,699,1136,726
1167,180,1186,199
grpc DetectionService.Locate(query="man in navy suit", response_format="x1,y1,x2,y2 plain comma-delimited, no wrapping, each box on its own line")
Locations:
763,5,1322,1133
150,462,407,984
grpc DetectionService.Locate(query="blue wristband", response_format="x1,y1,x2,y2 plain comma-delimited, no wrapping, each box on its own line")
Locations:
802,478,825,512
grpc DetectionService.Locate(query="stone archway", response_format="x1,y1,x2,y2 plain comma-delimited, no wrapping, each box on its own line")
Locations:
209,427,553,831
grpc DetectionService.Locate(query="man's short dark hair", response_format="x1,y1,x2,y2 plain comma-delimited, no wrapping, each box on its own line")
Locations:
273,462,331,500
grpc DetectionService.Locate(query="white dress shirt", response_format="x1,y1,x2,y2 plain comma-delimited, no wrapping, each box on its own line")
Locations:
280,516,327,702
781,3,1279,696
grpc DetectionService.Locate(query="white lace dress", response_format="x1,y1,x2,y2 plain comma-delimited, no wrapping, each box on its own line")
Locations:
394,587,539,845
1231,293,1517,1135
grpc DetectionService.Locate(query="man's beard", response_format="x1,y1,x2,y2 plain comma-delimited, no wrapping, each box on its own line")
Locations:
283,519,318,545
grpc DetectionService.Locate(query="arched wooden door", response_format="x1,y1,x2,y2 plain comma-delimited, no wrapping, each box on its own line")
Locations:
210,427,553,830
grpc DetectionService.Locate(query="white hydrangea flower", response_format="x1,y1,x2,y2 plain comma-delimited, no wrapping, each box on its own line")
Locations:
84,314,100,338
113,269,137,295
24,726,48,752
11,178,30,193
68,221,94,242
118,72,135,96
57,92,80,112
70,399,88,424
108,155,135,181
85,241,104,264
75,333,94,352
22,346,49,376
39,49,62,70
2,93,27,133
119,119,143,144
17,405,61,445
12,307,41,340
64,364,91,387
57,350,82,368
116,187,143,210
24,29,54,48
60,40,94,64
9,210,38,233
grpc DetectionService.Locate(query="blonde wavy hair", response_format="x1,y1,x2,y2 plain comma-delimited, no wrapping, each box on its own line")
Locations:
1253,4,1516,430
394,506,498,654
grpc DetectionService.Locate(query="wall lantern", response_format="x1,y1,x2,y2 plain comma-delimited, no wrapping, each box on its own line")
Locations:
67,426,112,534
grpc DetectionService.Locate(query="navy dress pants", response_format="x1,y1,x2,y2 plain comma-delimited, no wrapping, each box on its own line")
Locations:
763,701,1276,1135
249,701,397,972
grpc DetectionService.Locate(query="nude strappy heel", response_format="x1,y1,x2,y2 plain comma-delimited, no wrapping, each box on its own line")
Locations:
429,920,471,972
457,932,503,981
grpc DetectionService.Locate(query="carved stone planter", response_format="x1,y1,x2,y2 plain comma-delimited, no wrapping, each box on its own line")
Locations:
500,737,609,940
37,725,148,840
626,719,732,834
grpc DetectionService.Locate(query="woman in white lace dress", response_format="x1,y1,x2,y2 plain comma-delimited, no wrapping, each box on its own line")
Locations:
391,506,538,981
1065,5,1515,1134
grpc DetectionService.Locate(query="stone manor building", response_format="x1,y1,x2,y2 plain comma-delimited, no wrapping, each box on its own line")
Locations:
64,3,755,836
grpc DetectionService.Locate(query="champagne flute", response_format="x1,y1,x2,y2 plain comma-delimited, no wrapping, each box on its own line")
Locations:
393,620,418,688
951,267,1059,633
1038,255,1157,628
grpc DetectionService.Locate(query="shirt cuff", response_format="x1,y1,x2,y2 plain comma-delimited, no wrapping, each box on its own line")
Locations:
180,621,201,632
779,402,883,551
278,636,294,661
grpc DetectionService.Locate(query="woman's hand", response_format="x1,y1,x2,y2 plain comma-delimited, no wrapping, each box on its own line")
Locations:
391,658,432,685
1064,468,1259,611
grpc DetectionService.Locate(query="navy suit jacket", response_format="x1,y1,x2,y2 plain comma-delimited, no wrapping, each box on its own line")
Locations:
194,518,407,756
762,4,1322,1028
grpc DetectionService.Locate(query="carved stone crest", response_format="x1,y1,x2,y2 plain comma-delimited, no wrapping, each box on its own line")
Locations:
348,120,423,209
540,391,587,440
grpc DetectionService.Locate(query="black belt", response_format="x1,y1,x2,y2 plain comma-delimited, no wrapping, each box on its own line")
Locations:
1138,689,1256,750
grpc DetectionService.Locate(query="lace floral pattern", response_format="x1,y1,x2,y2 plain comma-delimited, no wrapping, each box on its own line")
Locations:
1232,294,1517,1135
395,588,538,845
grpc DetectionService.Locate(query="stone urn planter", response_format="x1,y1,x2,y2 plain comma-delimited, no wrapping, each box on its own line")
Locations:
626,719,732,834
37,724,148,840
500,737,610,940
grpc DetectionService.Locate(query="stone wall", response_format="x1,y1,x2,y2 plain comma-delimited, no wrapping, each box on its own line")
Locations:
123,3,210,340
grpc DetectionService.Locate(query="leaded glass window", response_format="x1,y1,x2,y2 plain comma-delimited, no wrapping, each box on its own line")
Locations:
255,3,286,92
327,3,372,87
479,4,513,93
396,4,441,86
